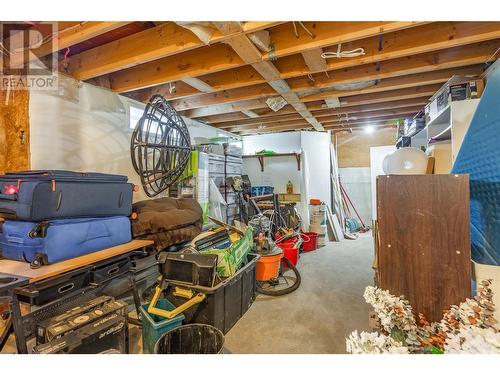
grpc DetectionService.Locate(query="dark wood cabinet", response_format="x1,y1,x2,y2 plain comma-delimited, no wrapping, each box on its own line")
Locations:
376,174,471,322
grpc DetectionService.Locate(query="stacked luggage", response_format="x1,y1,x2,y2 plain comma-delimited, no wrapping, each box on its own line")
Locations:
0,170,134,267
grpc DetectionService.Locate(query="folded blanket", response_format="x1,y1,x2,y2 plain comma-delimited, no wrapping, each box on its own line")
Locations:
132,197,203,251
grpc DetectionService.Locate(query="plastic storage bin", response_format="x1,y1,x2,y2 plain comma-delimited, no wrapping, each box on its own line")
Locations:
225,162,243,175
140,299,185,354
165,253,259,334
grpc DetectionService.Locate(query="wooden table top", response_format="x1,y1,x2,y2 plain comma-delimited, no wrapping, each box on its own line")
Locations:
0,240,154,283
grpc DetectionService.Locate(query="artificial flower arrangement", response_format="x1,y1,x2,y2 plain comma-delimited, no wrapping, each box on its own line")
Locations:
346,280,500,354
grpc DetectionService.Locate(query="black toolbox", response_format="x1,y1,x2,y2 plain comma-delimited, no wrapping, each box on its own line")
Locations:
16,267,92,306
165,253,259,334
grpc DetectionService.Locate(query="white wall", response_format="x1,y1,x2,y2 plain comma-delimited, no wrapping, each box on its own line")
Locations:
339,167,372,226
242,132,301,154
29,74,235,202
300,131,331,206
242,131,332,229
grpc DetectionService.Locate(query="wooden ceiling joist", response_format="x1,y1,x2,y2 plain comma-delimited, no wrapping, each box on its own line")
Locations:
230,106,422,132
299,64,484,102
119,22,499,104
109,43,244,92
183,83,442,118
159,40,492,113
288,40,499,92
170,83,275,111
65,21,284,81
215,98,428,128
8,21,130,68
336,83,442,107
212,21,325,131
275,21,500,79
182,98,271,118
66,22,203,80
237,112,411,135
263,21,424,59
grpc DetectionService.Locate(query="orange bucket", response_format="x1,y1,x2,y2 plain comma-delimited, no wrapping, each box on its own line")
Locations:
256,251,283,281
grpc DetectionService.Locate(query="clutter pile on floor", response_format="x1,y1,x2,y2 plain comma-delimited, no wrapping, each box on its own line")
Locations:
0,168,324,354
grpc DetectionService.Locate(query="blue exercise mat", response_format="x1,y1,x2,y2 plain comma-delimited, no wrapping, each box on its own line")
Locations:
452,66,500,266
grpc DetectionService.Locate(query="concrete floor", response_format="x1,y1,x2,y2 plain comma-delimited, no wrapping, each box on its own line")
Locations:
1,233,374,354
224,232,375,354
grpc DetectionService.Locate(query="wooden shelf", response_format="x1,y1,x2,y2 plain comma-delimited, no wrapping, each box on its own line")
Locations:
242,152,301,172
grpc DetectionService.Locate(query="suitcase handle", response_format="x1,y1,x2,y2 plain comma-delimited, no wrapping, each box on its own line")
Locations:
107,266,120,275
57,282,75,294
0,193,17,201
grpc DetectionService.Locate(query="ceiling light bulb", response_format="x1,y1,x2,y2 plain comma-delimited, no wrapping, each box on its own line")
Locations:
364,125,374,134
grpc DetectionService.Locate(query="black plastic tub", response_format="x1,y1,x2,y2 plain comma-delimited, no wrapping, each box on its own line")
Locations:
165,253,259,334
154,324,224,354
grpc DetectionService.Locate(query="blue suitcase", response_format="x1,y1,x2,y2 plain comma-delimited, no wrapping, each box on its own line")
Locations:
0,170,134,221
0,216,132,266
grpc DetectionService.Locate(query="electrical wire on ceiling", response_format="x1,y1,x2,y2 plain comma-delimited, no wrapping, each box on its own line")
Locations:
485,46,500,64
292,22,315,39
58,47,71,68
321,43,365,59
168,82,176,94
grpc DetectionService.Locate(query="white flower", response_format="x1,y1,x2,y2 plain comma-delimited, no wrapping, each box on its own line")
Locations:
346,330,409,354
445,326,500,354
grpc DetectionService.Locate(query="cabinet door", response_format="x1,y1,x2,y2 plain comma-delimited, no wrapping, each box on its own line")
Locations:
376,174,471,321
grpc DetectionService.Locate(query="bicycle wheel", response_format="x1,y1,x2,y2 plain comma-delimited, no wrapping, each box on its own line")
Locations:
256,257,301,296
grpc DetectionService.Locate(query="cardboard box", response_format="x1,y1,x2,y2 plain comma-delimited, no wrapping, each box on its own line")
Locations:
426,76,484,124
278,193,301,202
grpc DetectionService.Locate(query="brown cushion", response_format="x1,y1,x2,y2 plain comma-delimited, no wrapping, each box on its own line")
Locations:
132,197,203,236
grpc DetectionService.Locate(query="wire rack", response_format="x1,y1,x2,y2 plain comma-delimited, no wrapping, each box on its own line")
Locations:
131,95,191,197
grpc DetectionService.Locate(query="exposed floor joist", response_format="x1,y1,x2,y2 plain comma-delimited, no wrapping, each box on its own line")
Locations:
129,22,500,102
9,21,130,68
35,20,500,135
213,22,324,131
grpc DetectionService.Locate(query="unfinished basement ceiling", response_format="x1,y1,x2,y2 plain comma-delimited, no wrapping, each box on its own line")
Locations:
23,21,500,135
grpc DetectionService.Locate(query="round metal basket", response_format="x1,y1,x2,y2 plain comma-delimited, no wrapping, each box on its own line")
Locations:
131,95,191,197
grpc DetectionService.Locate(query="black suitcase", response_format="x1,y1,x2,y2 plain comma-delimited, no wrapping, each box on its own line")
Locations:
0,170,134,221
